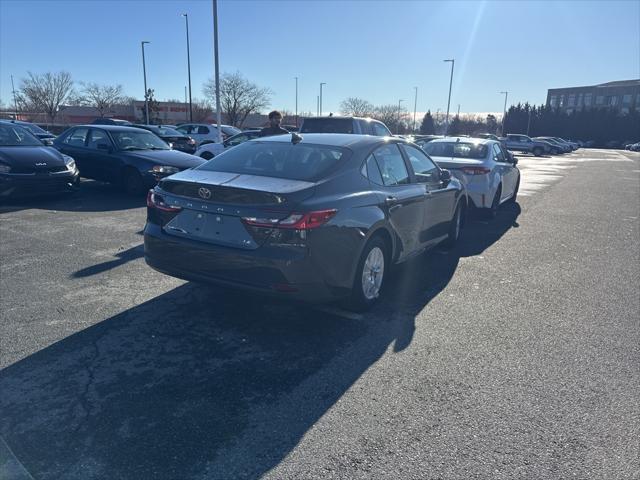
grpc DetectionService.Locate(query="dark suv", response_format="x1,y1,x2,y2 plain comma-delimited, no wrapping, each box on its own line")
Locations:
299,116,392,136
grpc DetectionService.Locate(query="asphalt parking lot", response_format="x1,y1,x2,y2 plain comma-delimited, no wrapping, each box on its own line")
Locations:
1,149,639,479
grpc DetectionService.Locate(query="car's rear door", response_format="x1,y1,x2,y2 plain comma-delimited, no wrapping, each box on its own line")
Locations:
399,143,456,244
87,128,121,182
368,143,426,259
58,127,91,177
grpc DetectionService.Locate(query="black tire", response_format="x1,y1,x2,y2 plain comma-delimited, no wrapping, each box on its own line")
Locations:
507,177,520,203
347,236,388,312
483,186,502,219
442,203,463,248
123,168,145,195
200,151,214,160
532,147,543,157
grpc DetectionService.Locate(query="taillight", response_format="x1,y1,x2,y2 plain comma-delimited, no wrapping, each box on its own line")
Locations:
242,209,337,230
147,190,182,212
460,166,491,175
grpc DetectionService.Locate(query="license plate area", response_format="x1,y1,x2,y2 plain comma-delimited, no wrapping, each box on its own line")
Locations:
164,210,259,249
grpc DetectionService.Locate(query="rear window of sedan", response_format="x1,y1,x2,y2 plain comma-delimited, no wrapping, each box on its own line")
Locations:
423,142,488,159
196,142,349,181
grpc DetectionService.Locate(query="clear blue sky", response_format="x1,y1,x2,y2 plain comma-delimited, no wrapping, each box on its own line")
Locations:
1,0,638,115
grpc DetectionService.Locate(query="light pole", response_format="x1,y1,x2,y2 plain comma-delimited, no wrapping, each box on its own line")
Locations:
526,108,532,136
319,82,326,116
413,87,418,133
397,99,404,134
443,58,455,135
182,13,193,122
212,0,222,143
317,96,319,116
294,76,298,127
10,74,18,119
500,91,509,135
184,86,188,121
141,41,150,124
457,104,460,117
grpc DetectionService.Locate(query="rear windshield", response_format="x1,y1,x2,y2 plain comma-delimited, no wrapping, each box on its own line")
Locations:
197,141,348,181
222,126,241,136
423,142,488,159
300,118,353,134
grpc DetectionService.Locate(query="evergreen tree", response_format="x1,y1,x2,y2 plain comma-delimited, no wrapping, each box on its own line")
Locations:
419,110,435,135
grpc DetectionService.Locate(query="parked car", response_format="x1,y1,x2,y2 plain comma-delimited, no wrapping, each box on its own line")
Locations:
144,133,466,310
53,125,205,194
630,142,640,152
475,133,501,141
132,124,197,154
421,137,520,218
500,134,550,156
299,116,392,136
282,125,299,132
551,137,577,151
413,135,444,147
195,130,262,159
4,120,56,145
91,118,133,126
534,137,569,154
0,121,79,199
174,123,241,146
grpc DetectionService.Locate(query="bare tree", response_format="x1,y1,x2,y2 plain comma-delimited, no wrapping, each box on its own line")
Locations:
203,72,272,127
77,82,125,117
19,72,74,124
339,97,374,117
372,104,410,133
192,99,213,122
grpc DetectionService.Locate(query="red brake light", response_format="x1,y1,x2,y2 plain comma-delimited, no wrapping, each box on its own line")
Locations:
147,190,182,212
460,166,491,175
242,209,337,230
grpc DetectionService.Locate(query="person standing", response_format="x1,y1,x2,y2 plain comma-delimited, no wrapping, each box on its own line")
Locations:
259,110,289,137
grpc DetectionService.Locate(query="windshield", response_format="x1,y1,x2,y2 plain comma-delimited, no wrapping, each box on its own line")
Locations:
111,130,170,150
18,123,48,135
0,124,43,146
222,126,241,136
155,127,183,136
300,118,353,134
423,141,488,159
197,141,348,181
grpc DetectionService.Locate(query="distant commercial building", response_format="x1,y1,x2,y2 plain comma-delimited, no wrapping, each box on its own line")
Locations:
546,79,640,114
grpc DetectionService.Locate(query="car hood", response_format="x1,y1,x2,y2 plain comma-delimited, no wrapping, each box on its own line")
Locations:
123,149,204,168
0,146,66,167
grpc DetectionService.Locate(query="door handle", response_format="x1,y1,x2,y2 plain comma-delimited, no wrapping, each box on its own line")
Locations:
385,196,398,204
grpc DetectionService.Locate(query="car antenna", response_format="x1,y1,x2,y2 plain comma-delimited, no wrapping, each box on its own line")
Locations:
291,132,303,145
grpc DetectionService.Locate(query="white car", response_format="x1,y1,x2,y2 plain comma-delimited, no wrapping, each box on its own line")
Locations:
174,123,241,147
421,137,520,217
194,130,262,160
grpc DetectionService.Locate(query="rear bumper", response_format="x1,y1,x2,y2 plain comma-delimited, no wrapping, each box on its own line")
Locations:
0,171,80,198
144,223,342,303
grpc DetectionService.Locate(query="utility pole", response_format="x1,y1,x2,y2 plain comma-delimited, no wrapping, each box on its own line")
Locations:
457,104,460,117
500,91,509,135
443,58,455,135
294,76,298,127
319,82,326,116
182,13,193,122
10,74,18,119
397,99,404,134
317,96,319,116
184,86,188,121
413,87,418,133
141,41,150,124
212,0,222,142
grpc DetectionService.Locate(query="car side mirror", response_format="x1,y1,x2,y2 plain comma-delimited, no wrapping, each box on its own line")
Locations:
440,169,452,184
97,143,112,152
42,138,54,146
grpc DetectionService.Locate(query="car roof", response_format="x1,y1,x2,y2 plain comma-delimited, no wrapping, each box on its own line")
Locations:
426,136,496,145
73,124,152,132
254,133,403,148
303,116,380,122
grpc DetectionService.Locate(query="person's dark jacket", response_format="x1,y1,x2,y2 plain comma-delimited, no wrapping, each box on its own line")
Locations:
259,126,290,137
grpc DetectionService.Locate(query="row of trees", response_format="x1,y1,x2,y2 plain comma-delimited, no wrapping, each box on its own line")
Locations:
7,71,273,127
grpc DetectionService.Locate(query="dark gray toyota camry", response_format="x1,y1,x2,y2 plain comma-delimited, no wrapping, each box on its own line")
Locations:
144,133,466,310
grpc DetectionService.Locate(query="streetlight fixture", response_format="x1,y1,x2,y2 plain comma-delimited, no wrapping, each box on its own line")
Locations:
319,82,326,116
443,58,455,135
182,13,193,122
500,91,509,135
141,41,151,124
413,87,418,133
212,0,222,143
294,76,298,127
397,99,404,134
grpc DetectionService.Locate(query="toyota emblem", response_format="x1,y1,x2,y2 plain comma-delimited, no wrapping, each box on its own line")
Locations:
198,187,212,199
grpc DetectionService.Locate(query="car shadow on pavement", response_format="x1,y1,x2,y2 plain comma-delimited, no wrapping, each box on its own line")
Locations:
0,204,520,480
0,180,145,214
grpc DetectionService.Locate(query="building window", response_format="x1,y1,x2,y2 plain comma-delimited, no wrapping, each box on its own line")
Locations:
636,94,640,105
622,94,632,105
609,96,618,106
550,95,557,107
595,95,604,105
577,93,583,106
584,93,592,106
559,95,565,107
568,94,576,106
